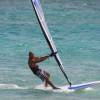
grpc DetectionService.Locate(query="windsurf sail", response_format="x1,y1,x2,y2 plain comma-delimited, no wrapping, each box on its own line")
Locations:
31,0,71,86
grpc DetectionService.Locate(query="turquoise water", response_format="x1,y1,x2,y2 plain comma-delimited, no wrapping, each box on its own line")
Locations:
0,0,100,100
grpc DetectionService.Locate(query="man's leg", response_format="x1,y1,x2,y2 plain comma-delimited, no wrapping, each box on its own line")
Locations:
45,80,48,87
44,72,50,87
45,78,59,89
37,70,59,89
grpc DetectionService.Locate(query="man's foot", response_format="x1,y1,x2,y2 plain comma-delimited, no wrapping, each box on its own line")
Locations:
53,87,60,89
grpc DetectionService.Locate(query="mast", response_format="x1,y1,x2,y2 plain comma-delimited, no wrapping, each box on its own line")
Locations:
31,0,71,86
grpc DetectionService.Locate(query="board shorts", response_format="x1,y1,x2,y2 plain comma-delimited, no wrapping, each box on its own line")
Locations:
36,69,50,81
31,66,50,82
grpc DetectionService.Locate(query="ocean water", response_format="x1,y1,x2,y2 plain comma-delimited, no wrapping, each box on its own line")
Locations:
0,0,100,100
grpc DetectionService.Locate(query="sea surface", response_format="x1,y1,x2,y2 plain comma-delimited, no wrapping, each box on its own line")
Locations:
0,0,100,100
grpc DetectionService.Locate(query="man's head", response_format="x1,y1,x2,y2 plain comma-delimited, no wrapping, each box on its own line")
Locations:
29,51,34,58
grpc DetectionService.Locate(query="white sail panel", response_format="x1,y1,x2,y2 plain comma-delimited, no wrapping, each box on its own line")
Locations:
31,0,63,65
32,0,57,51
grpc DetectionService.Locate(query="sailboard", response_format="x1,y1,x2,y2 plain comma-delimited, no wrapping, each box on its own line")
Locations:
35,81,100,92
31,0,71,86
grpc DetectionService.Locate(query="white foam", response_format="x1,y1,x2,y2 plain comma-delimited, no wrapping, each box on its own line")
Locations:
84,87,94,91
0,83,27,89
35,84,52,90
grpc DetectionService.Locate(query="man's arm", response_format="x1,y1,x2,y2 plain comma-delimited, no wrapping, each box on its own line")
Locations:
35,52,57,63
35,55,49,63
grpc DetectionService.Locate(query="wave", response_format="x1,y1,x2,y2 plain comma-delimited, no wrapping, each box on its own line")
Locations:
0,83,28,90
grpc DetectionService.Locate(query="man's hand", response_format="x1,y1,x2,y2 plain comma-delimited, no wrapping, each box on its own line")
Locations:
49,51,57,57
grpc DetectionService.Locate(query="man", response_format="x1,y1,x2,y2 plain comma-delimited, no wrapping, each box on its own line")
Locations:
28,51,59,89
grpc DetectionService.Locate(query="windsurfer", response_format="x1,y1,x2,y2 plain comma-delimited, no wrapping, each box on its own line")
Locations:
28,51,59,89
